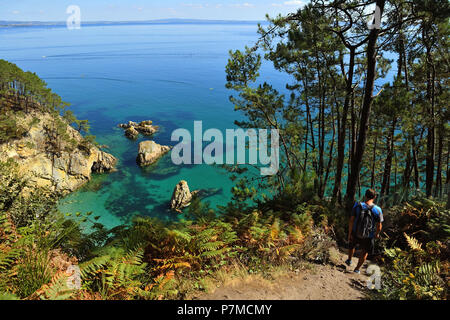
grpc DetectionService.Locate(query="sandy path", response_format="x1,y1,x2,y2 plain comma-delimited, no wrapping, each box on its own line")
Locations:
194,250,371,300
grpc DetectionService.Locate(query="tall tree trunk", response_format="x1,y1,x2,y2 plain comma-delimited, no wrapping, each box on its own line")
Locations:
435,119,443,198
332,47,355,203
402,148,412,189
371,129,378,188
380,118,397,202
446,142,450,209
425,43,436,197
411,136,420,189
345,0,386,210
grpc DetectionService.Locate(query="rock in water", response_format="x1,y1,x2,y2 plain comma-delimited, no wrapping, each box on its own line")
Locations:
136,140,171,167
169,185,221,213
139,120,153,126
91,151,117,173
125,127,139,140
118,121,138,129
118,120,159,138
170,180,197,212
138,124,159,136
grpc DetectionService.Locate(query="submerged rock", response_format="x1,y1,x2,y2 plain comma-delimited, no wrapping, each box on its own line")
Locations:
136,140,171,167
170,180,198,213
196,188,222,199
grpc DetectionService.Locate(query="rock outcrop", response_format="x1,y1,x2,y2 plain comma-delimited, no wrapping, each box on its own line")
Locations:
91,151,117,173
169,182,222,213
125,127,139,140
118,120,159,139
136,140,171,167
0,110,117,195
170,180,198,213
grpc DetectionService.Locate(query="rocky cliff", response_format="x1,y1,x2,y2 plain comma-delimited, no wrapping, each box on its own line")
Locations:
0,109,117,195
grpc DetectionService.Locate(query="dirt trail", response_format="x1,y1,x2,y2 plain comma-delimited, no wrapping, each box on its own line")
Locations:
194,249,371,300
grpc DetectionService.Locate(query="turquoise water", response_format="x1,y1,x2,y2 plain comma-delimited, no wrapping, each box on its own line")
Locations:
0,24,288,228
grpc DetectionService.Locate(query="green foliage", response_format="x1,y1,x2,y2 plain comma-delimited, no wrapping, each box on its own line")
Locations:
0,204,117,300
0,292,19,300
0,112,27,143
0,160,59,227
37,274,75,301
1,1,449,301
78,134,98,153
0,59,96,149
0,211,53,298
225,1,450,207
385,197,450,247
79,247,150,300
14,246,53,298
0,59,68,114
377,240,446,300
75,119,90,134
373,199,449,300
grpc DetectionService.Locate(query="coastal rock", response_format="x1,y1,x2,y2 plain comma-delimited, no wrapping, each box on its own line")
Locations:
169,182,222,213
136,140,171,167
138,124,159,136
170,180,198,213
139,120,153,126
118,121,138,129
125,127,139,140
91,151,117,173
118,120,159,139
0,110,117,195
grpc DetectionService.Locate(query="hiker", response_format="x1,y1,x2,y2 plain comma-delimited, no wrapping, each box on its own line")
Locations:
345,189,383,274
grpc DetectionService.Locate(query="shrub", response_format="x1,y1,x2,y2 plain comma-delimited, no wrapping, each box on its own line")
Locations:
373,198,449,300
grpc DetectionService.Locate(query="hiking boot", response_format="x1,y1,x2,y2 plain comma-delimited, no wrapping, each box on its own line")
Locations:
345,259,352,267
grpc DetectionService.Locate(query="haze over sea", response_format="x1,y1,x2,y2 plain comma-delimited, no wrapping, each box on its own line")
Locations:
0,23,288,228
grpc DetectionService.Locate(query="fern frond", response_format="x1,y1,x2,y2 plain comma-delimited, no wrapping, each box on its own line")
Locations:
270,219,280,240
166,229,192,243
278,244,301,257
36,272,73,300
404,233,423,252
201,247,229,258
79,255,111,278
199,241,224,252
417,261,441,286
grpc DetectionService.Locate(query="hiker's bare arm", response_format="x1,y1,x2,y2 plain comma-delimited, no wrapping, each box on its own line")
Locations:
348,216,355,241
375,222,382,238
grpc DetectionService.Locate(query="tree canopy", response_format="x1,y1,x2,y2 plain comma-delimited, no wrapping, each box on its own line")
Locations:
226,0,450,209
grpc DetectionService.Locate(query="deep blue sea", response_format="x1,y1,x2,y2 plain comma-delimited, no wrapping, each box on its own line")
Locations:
0,24,288,228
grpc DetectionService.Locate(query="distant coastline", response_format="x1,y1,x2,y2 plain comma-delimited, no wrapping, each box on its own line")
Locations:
0,18,268,28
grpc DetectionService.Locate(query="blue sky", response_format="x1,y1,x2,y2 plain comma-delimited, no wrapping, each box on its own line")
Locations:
0,0,306,21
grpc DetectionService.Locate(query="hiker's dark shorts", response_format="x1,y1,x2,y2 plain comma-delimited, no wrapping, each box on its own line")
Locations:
349,234,374,254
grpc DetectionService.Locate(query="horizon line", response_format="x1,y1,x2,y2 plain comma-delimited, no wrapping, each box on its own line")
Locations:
0,18,268,24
